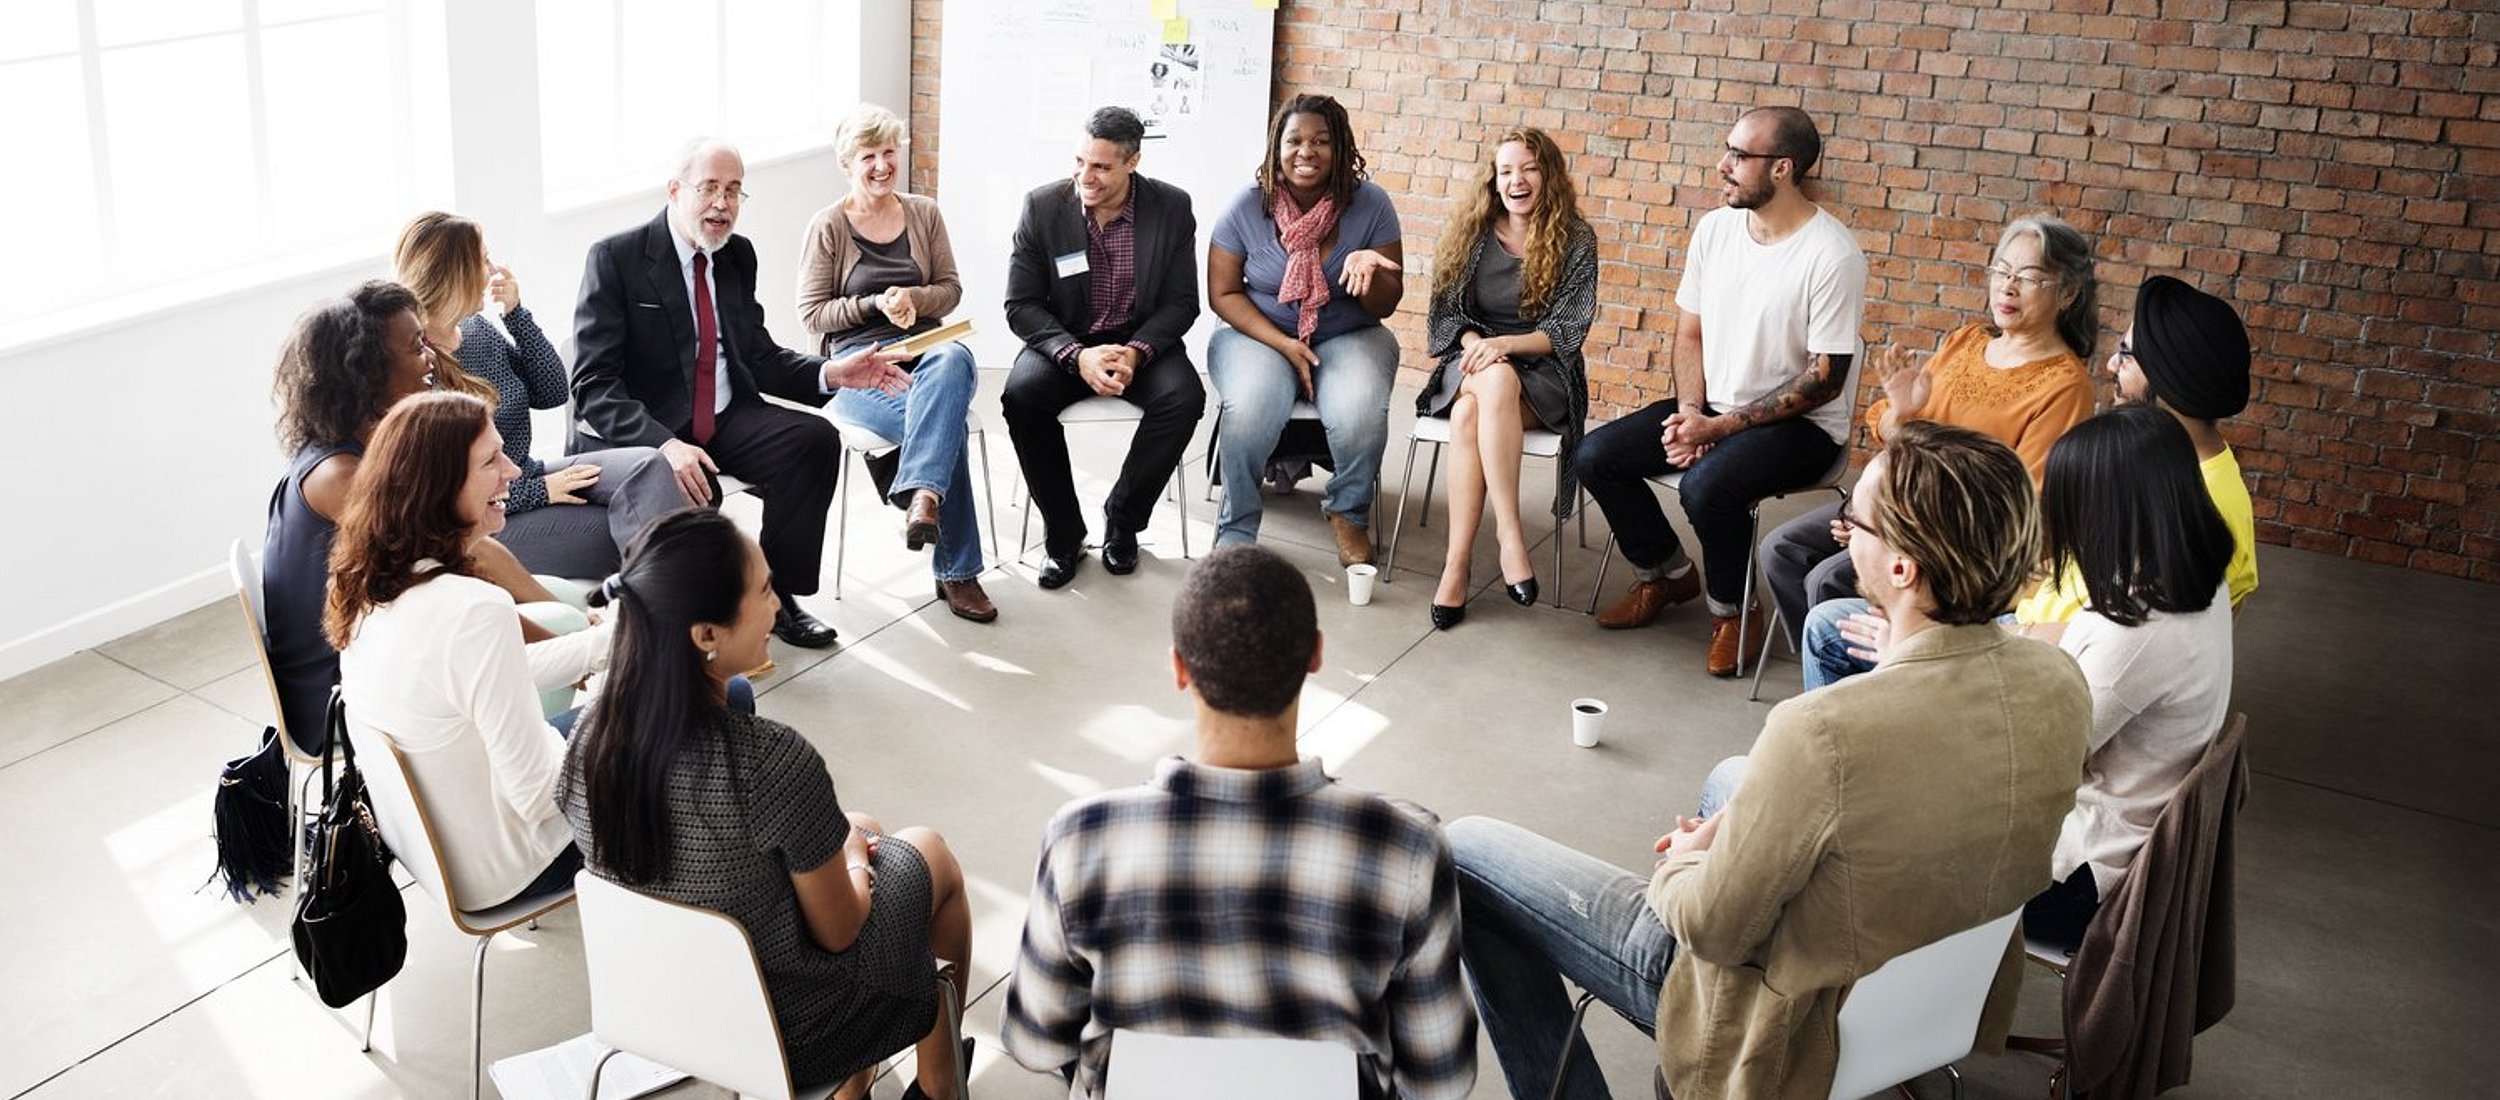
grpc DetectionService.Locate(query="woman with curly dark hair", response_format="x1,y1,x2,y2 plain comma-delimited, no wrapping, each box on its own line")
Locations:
1414,127,1598,628
261,281,438,750
1206,93,1405,566
329,392,611,909
262,281,571,753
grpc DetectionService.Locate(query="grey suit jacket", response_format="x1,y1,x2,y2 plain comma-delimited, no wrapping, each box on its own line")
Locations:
1003,174,1200,365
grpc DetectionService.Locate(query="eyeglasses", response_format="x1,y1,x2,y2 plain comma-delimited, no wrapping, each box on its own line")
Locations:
686,181,749,202
1834,488,1878,539
1983,263,2056,293
1723,146,1784,163
2113,340,2137,364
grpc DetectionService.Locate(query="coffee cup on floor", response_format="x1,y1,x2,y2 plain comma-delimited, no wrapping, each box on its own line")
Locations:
1571,698,1607,748
1346,563,1378,606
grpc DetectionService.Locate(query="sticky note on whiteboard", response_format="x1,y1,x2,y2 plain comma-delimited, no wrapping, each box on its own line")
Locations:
1162,16,1189,42
1150,0,1177,19
1253,0,1277,8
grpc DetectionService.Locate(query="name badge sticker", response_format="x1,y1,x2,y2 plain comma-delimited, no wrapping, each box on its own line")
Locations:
1054,250,1090,278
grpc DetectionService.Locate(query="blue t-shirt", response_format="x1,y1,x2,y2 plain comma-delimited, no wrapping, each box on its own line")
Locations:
1211,180,1401,345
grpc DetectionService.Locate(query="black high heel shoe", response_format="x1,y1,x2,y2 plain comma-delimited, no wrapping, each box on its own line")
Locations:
1506,577,1540,607
1430,603,1468,630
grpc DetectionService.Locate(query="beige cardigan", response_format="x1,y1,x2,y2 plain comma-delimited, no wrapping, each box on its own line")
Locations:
1649,623,2090,1100
794,191,963,352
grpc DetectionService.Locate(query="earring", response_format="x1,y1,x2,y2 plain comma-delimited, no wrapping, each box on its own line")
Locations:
705,649,718,662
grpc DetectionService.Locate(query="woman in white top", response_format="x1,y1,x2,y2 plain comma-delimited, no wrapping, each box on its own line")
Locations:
329,391,610,909
2024,403,2236,950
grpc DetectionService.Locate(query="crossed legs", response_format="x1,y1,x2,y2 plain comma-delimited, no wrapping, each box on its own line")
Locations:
1434,364,1541,608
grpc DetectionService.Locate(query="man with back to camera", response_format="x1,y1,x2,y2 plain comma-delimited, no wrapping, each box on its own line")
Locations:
1450,422,2087,1100
571,137,907,647
1575,105,1869,677
1001,106,1208,590
1001,545,1476,1100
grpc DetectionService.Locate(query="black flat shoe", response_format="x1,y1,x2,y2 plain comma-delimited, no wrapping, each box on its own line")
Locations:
771,604,839,648
1507,577,1540,607
1101,528,1139,575
1430,603,1467,630
1036,551,1085,590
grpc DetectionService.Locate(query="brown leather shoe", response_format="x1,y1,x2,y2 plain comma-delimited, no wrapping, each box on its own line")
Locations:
1707,609,1770,677
904,490,942,551
1595,569,1703,629
934,578,998,623
1328,511,1374,568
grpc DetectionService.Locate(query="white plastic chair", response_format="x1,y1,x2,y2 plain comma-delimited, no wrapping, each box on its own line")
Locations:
575,873,967,1100
1104,1030,1357,1100
356,735,580,1100
228,537,325,888
827,407,1000,598
1381,415,1585,607
1018,395,1194,560
1826,908,2024,1100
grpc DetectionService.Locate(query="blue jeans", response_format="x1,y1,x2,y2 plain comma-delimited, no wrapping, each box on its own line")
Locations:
832,341,984,581
1208,324,1399,545
1451,764,1747,1100
1801,597,1878,691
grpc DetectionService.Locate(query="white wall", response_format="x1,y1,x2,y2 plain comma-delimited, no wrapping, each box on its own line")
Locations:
0,0,903,681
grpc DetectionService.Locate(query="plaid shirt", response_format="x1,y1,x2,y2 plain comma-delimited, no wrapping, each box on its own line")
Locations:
1002,756,1476,1100
1055,195,1156,369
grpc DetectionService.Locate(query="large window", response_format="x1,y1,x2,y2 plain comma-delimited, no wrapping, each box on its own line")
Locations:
534,0,854,208
0,0,451,343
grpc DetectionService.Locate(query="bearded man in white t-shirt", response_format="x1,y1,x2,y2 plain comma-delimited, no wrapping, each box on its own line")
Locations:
1577,106,1868,677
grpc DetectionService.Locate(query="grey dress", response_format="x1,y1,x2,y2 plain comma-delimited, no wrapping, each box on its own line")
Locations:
556,710,936,1087
1416,220,1599,519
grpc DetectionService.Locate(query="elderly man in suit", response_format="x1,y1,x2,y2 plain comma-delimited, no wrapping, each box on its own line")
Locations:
1001,106,1206,590
571,137,906,647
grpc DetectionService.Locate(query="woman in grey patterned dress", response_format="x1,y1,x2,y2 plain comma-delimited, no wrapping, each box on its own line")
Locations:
557,509,972,1099
1415,127,1599,629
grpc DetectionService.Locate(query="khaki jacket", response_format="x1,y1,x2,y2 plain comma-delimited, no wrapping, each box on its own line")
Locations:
1649,622,2090,1100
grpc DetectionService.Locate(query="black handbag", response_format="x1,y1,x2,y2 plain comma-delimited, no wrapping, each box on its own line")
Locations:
290,691,407,1008
210,726,294,903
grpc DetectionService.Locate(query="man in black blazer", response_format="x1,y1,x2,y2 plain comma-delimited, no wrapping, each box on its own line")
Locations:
1003,107,1206,590
572,137,906,647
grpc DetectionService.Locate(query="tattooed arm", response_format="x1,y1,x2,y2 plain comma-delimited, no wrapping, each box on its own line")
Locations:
1672,351,1852,448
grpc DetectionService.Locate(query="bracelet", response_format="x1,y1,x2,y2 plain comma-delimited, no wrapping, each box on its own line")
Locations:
846,859,871,873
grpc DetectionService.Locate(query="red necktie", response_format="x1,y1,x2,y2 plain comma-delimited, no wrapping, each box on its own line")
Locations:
691,251,719,445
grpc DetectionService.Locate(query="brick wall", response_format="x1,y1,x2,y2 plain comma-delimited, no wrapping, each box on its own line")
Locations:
909,0,2500,582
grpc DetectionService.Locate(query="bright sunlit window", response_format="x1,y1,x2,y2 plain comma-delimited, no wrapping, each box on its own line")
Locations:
0,0,451,341
535,0,853,208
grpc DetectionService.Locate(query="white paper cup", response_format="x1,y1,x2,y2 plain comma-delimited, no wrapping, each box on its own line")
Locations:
1570,698,1607,748
1346,563,1378,606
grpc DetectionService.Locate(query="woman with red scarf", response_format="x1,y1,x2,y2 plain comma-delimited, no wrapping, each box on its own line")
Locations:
1207,93,1405,566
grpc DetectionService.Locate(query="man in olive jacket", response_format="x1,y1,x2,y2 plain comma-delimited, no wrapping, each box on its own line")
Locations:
1450,421,2088,1100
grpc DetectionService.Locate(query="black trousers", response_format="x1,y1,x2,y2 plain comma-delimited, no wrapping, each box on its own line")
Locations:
692,399,841,597
1574,399,1841,607
1002,344,1206,554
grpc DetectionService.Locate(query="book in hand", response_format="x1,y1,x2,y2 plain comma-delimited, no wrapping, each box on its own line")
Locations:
882,318,974,361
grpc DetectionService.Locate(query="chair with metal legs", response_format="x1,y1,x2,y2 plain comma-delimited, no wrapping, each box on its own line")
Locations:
1381,414,1585,607
356,735,580,1100
577,874,969,1100
826,408,999,599
1018,395,1193,560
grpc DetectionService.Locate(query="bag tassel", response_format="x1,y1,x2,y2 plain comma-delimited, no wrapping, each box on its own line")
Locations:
209,727,295,903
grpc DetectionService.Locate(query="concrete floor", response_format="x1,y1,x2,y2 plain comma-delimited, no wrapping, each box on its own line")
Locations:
2,373,2492,1100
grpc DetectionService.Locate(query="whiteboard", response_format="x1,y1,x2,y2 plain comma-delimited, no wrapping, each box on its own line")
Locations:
935,0,1276,367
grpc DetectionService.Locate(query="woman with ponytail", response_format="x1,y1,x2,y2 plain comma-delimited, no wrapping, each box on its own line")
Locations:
558,509,972,1100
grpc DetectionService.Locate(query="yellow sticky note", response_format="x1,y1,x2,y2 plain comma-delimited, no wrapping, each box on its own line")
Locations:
1253,0,1277,8
1150,0,1177,19
1162,16,1189,43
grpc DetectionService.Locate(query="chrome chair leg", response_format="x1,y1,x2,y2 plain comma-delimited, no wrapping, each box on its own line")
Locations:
1544,990,1600,1100
833,446,857,600
469,932,494,1100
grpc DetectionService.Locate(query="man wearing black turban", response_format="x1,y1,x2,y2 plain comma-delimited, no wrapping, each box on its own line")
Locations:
2108,274,2261,606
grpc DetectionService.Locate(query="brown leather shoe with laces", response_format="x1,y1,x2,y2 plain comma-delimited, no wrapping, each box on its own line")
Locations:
1328,511,1374,568
1595,568,1703,629
1707,609,1770,677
